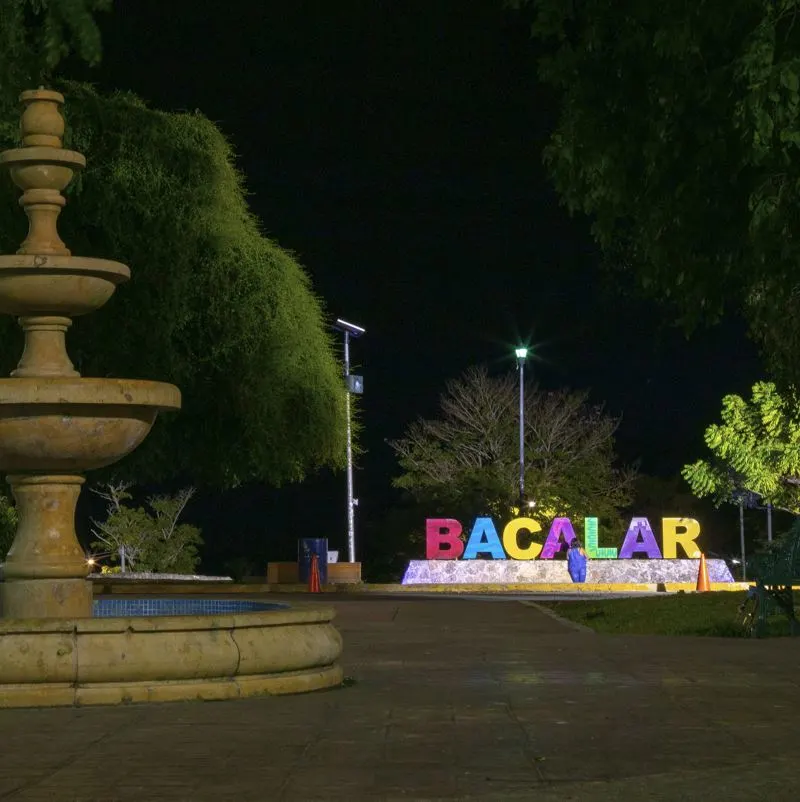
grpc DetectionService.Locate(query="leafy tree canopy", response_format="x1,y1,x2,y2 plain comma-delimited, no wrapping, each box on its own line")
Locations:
512,0,800,385
0,3,347,488
389,365,635,529
0,0,109,118
0,81,348,487
683,381,800,512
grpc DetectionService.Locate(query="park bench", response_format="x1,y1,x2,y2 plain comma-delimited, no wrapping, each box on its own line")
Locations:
739,521,800,637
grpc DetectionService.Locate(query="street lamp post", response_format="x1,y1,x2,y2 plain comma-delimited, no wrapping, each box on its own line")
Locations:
739,498,746,581
767,501,773,543
515,347,528,511
333,318,365,564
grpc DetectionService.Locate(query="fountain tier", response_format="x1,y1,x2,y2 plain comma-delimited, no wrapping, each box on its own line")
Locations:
0,377,180,470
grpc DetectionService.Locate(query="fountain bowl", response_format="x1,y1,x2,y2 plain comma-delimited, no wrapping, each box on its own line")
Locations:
0,255,130,316
0,147,85,191
0,378,181,471
0,599,343,707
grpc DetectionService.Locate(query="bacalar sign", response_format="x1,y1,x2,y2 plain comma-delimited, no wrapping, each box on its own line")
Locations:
426,516,702,560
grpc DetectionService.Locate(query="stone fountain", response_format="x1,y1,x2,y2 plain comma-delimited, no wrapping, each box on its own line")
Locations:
0,90,343,707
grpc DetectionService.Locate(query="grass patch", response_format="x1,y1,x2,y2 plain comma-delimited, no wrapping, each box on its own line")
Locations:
542,592,796,637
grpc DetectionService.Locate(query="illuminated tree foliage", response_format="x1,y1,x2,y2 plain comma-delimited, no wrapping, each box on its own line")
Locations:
683,381,800,512
0,82,348,487
389,366,634,526
0,2,348,487
512,0,800,385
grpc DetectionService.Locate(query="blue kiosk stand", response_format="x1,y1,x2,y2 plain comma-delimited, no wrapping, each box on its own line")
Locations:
298,538,329,586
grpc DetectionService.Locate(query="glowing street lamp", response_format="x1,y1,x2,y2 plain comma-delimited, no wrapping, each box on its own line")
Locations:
515,347,528,510
333,318,365,564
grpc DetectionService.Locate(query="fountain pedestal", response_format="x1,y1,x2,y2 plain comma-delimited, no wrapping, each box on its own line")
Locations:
1,475,88,618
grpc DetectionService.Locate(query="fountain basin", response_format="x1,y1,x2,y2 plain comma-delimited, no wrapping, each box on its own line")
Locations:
0,601,343,707
0,378,181,471
0,255,130,316
93,598,282,616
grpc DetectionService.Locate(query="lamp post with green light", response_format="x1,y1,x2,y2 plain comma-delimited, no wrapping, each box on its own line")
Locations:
515,347,528,511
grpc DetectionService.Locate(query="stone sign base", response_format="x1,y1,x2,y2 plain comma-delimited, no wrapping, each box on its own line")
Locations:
402,559,734,585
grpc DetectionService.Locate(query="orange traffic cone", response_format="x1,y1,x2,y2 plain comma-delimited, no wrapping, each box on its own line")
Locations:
696,552,710,593
309,553,321,593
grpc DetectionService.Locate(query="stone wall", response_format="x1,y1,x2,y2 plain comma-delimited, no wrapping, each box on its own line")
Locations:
402,558,734,584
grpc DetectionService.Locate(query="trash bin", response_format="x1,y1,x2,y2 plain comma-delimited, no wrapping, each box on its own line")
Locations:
298,538,329,586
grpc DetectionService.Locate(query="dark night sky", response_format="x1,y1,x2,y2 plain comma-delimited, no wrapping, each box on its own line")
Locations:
72,0,762,566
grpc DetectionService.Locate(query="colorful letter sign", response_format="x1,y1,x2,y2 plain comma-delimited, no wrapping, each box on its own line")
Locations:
501,517,542,560
540,517,578,559
425,515,701,562
584,517,617,559
426,518,464,560
463,518,505,560
618,517,662,559
661,517,702,558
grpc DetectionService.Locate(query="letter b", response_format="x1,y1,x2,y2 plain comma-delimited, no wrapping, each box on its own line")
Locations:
426,519,464,559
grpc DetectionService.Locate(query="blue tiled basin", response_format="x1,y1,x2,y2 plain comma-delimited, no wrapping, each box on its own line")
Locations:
93,598,288,617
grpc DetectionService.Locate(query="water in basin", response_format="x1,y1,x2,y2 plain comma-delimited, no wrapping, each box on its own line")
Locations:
93,598,288,617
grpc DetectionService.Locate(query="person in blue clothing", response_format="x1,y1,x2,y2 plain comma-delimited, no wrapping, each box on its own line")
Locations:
567,538,588,583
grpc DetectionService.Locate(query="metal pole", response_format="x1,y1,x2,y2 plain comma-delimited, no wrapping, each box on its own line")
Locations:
518,359,525,511
767,502,773,543
739,499,746,581
344,331,356,563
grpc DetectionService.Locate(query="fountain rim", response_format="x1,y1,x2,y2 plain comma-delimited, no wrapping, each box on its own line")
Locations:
0,147,86,170
0,377,181,410
0,254,130,282
0,604,337,634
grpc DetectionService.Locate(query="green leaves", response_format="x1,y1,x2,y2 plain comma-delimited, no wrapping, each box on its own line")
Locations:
0,0,110,113
0,83,348,487
519,0,800,383
0,2,347,487
90,484,203,574
682,381,800,511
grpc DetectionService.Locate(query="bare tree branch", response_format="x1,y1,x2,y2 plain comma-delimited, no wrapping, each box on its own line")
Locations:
389,365,634,518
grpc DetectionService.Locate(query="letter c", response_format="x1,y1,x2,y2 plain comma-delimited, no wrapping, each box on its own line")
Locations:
502,517,542,560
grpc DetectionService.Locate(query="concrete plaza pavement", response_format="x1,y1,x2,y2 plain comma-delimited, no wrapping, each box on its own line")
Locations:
0,594,797,800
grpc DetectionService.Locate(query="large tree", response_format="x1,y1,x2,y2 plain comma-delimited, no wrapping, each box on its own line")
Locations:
683,381,800,512
0,0,109,117
389,365,634,527
512,0,800,385
0,12,347,487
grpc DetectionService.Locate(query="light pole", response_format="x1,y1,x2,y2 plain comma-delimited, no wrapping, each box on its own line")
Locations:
767,501,773,543
739,498,746,581
333,318,365,564
515,347,528,511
